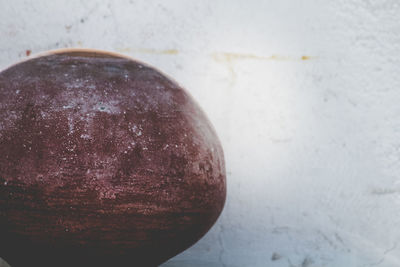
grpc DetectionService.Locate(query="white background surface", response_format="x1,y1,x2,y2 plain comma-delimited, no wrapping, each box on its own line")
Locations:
1,1,400,266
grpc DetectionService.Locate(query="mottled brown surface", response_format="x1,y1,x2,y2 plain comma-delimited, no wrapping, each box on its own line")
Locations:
0,50,226,267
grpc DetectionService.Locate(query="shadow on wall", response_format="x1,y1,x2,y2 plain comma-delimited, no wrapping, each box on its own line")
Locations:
0,258,10,267
162,259,241,267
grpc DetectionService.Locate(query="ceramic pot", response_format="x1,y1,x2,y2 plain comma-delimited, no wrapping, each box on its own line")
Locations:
0,49,226,267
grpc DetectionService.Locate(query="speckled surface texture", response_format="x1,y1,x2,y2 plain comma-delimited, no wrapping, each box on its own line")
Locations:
0,51,225,266
1,0,400,266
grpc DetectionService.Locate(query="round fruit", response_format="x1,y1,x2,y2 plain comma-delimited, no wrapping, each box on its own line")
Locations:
0,49,226,267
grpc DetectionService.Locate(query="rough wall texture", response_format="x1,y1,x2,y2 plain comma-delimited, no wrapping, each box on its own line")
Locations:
1,0,400,266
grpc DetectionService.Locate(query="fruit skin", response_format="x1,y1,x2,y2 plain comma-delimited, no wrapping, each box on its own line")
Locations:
0,50,226,267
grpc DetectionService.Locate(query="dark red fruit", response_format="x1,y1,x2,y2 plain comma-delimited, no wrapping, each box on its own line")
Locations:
0,49,226,267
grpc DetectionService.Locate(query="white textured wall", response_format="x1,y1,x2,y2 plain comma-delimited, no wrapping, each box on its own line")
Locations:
1,1,400,266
